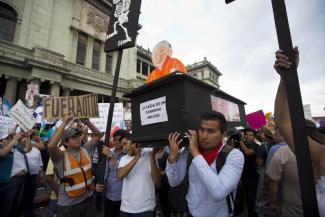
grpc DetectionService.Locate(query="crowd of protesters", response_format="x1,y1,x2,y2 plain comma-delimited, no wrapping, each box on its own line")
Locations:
0,48,324,217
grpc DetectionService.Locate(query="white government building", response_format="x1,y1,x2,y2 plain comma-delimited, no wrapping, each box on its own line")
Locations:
0,0,222,112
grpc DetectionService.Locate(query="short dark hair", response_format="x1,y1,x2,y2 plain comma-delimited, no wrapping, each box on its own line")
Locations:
244,127,256,136
200,110,227,133
113,129,130,142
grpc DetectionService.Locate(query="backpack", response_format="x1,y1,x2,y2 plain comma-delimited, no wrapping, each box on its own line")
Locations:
216,145,245,217
168,145,245,216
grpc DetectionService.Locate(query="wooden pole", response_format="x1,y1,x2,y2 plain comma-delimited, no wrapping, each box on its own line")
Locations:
97,49,124,184
271,0,319,216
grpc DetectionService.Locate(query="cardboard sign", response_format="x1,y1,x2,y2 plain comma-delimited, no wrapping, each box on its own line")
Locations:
0,116,16,138
90,103,124,132
104,0,142,52
42,94,99,120
246,110,267,129
140,96,168,126
8,100,36,132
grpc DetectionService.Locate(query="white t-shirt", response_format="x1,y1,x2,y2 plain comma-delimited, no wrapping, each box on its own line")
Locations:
10,148,28,177
118,151,155,213
26,147,43,175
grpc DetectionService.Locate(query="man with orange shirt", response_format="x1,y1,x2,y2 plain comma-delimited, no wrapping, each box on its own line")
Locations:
146,40,187,83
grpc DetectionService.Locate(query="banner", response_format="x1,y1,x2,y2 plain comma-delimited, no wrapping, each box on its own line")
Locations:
245,110,267,129
105,0,142,52
90,103,124,132
42,94,99,120
211,95,241,122
0,116,16,138
8,100,36,132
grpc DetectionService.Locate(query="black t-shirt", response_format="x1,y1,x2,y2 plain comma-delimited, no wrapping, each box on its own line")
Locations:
256,141,274,166
241,142,259,180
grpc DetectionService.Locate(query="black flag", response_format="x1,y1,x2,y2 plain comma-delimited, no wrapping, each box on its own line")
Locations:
105,0,142,52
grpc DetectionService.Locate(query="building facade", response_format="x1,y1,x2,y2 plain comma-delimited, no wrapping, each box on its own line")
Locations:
0,0,144,106
187,57,222,89
0,0,221,109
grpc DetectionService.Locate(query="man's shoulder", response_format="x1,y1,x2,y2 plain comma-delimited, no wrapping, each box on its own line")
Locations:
227,148,244,160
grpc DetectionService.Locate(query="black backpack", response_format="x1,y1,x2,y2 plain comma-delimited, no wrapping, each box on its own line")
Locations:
168,145,245,216
216,145,245,217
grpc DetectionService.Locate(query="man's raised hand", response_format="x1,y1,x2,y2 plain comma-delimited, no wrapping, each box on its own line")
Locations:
168,132,182,164
274,46,299,74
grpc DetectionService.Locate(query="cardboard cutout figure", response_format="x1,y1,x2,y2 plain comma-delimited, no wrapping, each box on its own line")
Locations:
146,40,187,83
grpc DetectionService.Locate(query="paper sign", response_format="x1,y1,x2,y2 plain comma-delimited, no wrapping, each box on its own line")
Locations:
25,84,39,100
140,96,168,126
245,110,267,129
8,100,36,131
42,94,99,120
90,103,124,132
0,116,16,138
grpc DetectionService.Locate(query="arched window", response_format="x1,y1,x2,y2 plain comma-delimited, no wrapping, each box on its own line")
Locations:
0,2,17,42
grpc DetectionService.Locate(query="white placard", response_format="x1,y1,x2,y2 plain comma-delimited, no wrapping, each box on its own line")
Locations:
140,96,168,126
0,116,16,138
8,100,36,132
89,103,124,132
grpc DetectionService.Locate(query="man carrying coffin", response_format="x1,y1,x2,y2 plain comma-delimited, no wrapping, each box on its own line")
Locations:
117,135,161,217
47,114,102,217
166,111,244,217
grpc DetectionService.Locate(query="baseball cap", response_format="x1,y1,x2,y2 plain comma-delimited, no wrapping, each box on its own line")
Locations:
61,128,81,142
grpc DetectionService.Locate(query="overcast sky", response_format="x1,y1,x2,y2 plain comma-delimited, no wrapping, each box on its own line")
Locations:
136,0,325,117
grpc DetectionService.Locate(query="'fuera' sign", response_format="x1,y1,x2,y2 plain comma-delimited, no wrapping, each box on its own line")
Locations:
42,94,99,120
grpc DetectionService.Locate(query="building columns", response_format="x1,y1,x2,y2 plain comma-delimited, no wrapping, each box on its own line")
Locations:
4,77,18,104
63,88,70,96
50,83,60,96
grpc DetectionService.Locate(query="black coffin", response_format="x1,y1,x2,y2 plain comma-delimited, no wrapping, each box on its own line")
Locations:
123,72,246,147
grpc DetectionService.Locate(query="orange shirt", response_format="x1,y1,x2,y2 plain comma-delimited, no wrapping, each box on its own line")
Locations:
146,56,187,83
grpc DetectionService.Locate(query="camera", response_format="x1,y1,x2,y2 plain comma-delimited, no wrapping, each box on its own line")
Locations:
228,129,243,147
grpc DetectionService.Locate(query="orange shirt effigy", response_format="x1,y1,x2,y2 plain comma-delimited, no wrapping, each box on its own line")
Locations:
146,56,187,83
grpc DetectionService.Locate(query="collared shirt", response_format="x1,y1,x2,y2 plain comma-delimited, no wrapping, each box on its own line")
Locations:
166,148,244,217
265,141,287,169
104,148,125,201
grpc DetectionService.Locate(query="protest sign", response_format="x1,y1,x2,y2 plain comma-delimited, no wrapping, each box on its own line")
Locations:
140,96,168,126
90,103,124,132
245,110,267,130
25,84,39,100
42,94,99,120
105,0,142,52
0,116,16,138
8,100,36,132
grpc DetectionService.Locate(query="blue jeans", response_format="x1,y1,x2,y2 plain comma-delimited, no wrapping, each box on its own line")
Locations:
45,199,58,217
0,176,25,217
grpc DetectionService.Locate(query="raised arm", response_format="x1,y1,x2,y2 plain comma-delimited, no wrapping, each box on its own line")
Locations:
117,145,141,180
150,148,161,188
48,114,73,162
165,132,187,187
273,48,322,166
81,118,102,147
0,133,22,159
239,140,255,156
